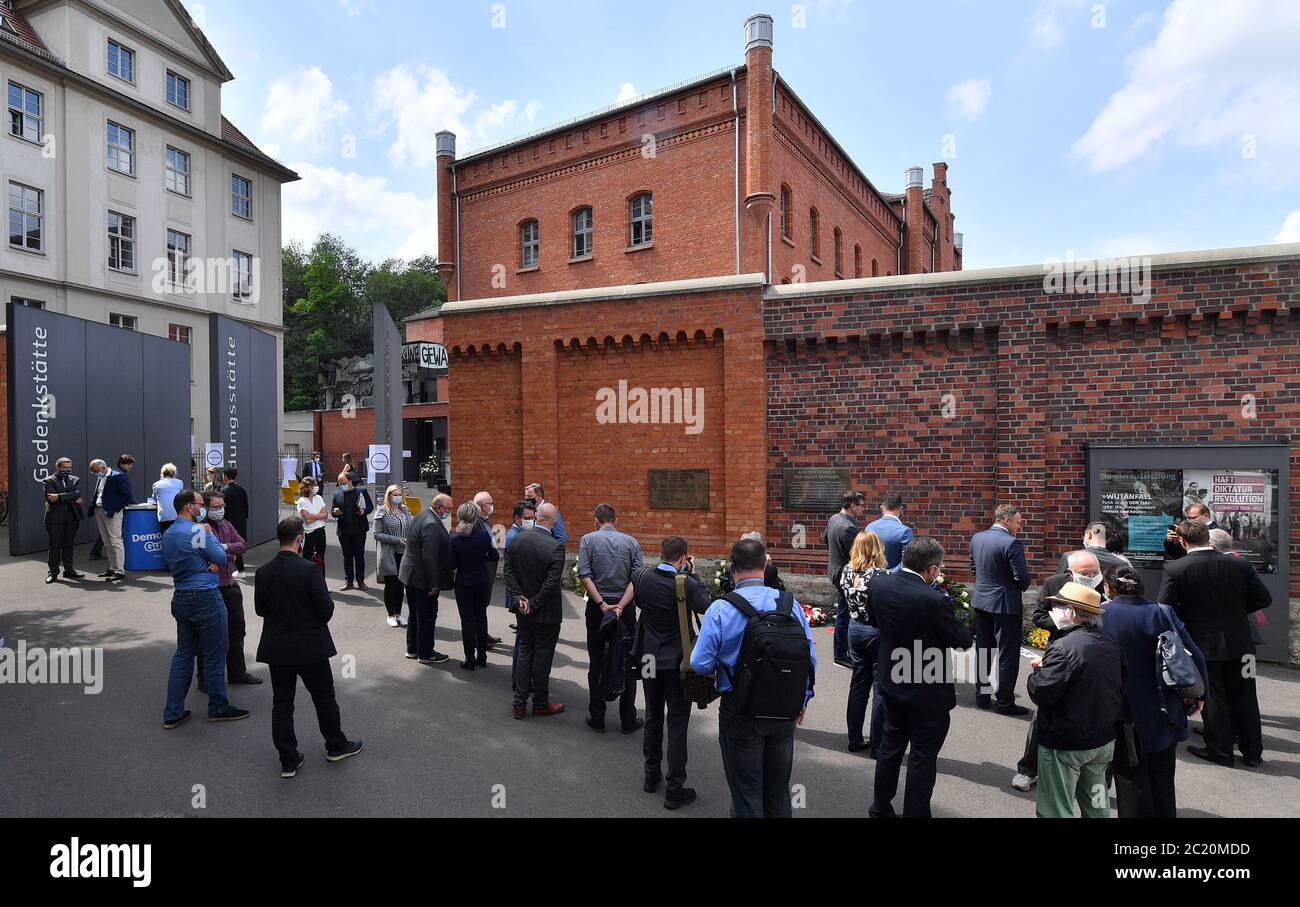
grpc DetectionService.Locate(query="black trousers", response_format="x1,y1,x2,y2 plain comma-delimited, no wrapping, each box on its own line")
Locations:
1017,711,1040,776
455,582,491,661
338,531,367,583
231,520,247,572
585,601,637,727
513,620,561,708
974,609,1021,705
871,697,952,818
269,661,348,767
197,584,248,682
1115,742,1178,818
301,530,326,568
1203,659,1263,763
406,585,440,658
46,520,77,574
383,569,405,617
643,669,691,792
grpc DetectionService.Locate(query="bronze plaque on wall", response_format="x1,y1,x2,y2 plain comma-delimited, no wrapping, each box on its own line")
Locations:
648,469,710,510
783,467,851,512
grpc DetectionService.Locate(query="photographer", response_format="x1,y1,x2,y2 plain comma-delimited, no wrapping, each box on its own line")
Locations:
629,537,711,809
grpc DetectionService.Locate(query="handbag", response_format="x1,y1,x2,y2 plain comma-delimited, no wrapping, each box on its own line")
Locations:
675,572,720,710
1155,603,1205,700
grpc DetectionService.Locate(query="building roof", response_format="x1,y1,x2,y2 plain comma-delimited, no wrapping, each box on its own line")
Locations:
221,116,295,177
0,1,60,63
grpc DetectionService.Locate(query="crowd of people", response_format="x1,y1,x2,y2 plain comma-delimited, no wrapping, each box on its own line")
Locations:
36,454,1277,816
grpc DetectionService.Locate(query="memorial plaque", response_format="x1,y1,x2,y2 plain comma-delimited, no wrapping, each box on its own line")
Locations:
648,469,710,510
783,467,851,512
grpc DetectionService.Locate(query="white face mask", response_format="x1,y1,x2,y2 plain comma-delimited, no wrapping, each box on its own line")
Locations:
440,514,452,530
521,519,536,530
1072,571,1103,590
1049,606,1075,629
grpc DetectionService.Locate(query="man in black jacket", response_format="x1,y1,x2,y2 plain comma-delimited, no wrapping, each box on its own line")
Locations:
1158,519,1271,767
42,458,85,583
869,537,973,818
504,502,567,719
1027,581,1125,817
254,517,361,778
221,467,250,577
331,471,374,591
398,493,454,664
630,536,711,808
1055,522,1131,574
1163,502,1217,560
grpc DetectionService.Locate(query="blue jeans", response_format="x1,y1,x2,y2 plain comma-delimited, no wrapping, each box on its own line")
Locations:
164,587,230,720
833,586,851,662
717,700,796,818
847,620,885,748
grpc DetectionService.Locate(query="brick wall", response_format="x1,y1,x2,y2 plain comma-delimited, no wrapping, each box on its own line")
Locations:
316,402,449,482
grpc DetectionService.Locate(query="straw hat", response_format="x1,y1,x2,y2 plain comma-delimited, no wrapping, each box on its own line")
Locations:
1046,581,1105,615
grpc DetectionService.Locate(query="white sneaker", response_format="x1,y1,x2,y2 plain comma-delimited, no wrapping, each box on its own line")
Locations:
233,571,245,579
396,615,408,627
1011,772,1036,791
386,616,400,628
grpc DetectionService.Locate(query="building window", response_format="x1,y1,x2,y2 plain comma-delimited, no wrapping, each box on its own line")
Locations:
166,71,191,111
519,219,539,268
232,250,254,300
168,323,192,344
106,121,135,175
166,229,191,291
779,185,791,238
833,228,843,274
107,210,136,272
7,81,42,143
12,296,44,309
109,312,137,331
629,192,653,247
165,146,191,195
231,174,252,219
7,181,42,251
808,208,820,258
854,244,862,278
571,207,593,258
107,40,135,83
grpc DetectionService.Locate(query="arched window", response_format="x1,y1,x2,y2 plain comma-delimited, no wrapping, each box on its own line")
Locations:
629,192,653,247
519,219,539,268
809,207,819,258
833,227,843,274
871,258,879,277
571,207,593,258
854,244,862,278
779,185,792,238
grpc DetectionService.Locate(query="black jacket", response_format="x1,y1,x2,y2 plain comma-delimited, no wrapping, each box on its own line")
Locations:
1156,549,1271,660
332,486,374,535
222,481,249,534
43,473,84,525
503,527,567,625
448,525,500,590
1163,521,1219,559
632,565,711,671
398,509,452,591
254,551,337,665
1027,623,1125,751
1055,545,1131,576
869,571,973,712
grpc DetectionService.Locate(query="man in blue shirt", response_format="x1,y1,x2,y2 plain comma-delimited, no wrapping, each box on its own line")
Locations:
866,492,914,572
160,489,249,728
691,538,816,817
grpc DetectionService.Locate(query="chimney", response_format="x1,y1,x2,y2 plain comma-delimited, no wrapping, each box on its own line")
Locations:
954,232,963,251
902,166,926,274
743,14,776,217
435,131,457,300
932,161,948,188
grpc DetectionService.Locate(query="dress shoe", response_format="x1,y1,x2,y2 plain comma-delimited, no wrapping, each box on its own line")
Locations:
585,717,606,733
848,741,871,753
356,581,369,591
476,656,488,668
63,571,85,579
231,673,262,685
994,703,1030,717
512,704,527,719
341,582,354,591
45,574,57,584
833,657,853,669
621,718,644,734
1187,744,1234,767
533,703,565,717
460,659,476,671
664,787,697,810
644,772,661,793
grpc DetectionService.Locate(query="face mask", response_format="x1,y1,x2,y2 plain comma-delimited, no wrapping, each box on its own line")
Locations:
486,503,494,516
1049,606,1074,630
198,507,208,522
1072,572,1103,589
440,514,452,530
522,519,536,530
208,508,225,522
58,468,72,478
525,497,538,508
390,495,402,505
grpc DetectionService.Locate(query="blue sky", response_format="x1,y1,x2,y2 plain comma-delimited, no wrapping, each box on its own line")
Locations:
196,0,1300,270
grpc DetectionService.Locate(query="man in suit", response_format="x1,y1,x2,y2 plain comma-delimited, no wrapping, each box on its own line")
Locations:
42,457,85,583
331,470,374,591
1158,519,1271,767
473,491,503,646
85,458,108,561
504,502,568,719
254,516,362,778
221,467,250,577
969,504,1032,715
96,454,138,582
398,493,454,664
825,490,867,667
866,492,914,572
1163,502,1217,560
303,451,324,484
631,536,711,809
869,537,973,817
504,500,536,690
1055,522,1131,574
524,482,567,544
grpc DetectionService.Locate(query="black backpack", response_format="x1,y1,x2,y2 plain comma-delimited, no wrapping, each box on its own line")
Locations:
721,591,813,720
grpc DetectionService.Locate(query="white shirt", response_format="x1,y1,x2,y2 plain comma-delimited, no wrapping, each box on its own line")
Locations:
297,495,327,534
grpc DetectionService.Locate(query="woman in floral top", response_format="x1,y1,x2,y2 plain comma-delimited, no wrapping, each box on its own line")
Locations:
838,530,889,754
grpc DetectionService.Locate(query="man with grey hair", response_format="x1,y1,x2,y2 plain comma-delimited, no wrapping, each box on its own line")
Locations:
1208,528,1235,554
505,502,567,719
399,492,454,664
86,459,109,562
578,503,644,733
1056,522,1130,574
970,504,1031,715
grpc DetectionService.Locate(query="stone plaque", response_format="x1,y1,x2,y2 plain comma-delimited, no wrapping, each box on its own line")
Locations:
783,467,851,512
648,469,710,510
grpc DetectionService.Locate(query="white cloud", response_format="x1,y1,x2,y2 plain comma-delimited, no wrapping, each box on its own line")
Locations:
1277,211,1300,243
947,77,992,121
615,82,639,104
261,66,349,151
282,163,440,260
1029,0,1072,50
339,0,375,15
1073,0,1300,175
